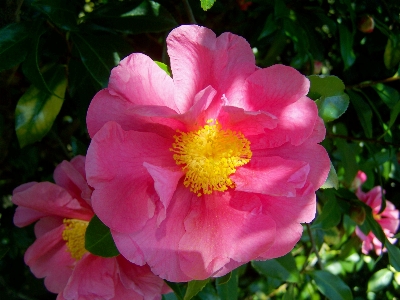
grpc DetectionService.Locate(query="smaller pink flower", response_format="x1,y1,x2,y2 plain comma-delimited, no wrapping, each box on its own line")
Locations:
12,156,168,300
353,171,399,255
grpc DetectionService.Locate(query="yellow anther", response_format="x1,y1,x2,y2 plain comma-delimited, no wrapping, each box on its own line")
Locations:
170,119,252,196
62,219,89,260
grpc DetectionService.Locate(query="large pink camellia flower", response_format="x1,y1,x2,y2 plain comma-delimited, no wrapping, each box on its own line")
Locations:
86,25,331,282
12,156,168,300
353,171,400,255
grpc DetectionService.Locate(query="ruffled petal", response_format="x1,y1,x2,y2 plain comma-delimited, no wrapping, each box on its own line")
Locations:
179,191,276,279
242,65,310,112
232,156,310,197
24,218,75,294
62,255,116,300
167,25,257,113
86,121,177,233
12,182,93,226
113,185,193,282
257,192,317,259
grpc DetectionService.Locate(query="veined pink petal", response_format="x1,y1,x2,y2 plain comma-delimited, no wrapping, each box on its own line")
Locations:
232,156,310,196
113,185,193,282
242,65,310,112
53,157,92,210
14,206,47,228
109,53,176,110
62,255,116,300
179,191,276,279
24,219,75,294
12,182,93,225
116,256,166,300
87,121,176,233
87,89,182,139
253,142,330,192
167,25,257,112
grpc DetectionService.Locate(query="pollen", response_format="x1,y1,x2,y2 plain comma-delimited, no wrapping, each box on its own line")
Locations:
170,119,252,196
62,218,89,260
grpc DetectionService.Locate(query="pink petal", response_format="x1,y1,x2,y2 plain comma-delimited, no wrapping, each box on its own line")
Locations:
113,185,193,282
167,25,257,113
307,117,327,144
14,206,47,228
62,255,116,300
179,191,276,280
12,182,93,225
87,89,182,138
143,162,183,225
242,65,310,112
254,142,330,192
24,219,75,293
116,256,165,299
257,192,317,259
86,121,176,233
232,156,310,197
53,158,92,210
109,54,175,109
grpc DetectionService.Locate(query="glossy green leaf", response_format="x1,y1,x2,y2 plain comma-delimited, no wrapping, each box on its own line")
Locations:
71,32,117,88
347,90,373,138
32,0,78,31
155,61,171,76
201,0,216,11
15,65,67,148
312,191,341,229
384,34,400,69
252,252,300,283
258,14,277,40
374,83,400,109
335,139,358,185
385,241,400,271
85,215,119,257
0,22,31,72
216,272,232,285
312,270,353,300
165,281,185,300
86,0,177,34
367,268,393,292
216,269,238,300
338,24,356,69
308,75,349,122
184,279,210,300
320,163,339,189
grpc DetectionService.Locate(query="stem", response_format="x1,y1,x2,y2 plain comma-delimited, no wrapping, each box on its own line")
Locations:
346,76,400,90
182,0,196,24
306,223,323,269
326,133,400,148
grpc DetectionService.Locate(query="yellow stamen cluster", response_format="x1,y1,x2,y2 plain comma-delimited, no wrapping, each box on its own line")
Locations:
170,119,252,196
62,219,89,260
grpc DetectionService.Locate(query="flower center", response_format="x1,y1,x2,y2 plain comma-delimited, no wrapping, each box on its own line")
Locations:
170,119,252,196
62,218,89,260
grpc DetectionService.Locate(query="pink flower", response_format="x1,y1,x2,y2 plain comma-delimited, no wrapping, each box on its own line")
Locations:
353,171,400,255
86,25,331,281
12,156,168,300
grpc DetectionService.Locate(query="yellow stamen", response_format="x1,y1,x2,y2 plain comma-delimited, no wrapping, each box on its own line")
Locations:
170,119,252,196
62,219,89,260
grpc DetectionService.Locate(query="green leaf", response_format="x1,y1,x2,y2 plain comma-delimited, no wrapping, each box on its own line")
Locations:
87,1,177,34
358,205,386,243
216,272,232,285
312,270,353,300
71,32,117,88
85,215,119,257
201,0,216,11
165,281,185,300
15,65,67,148
32,0,78,31
258,14,277,40
320,163,339,189
184,279,210,300
155,61,171,76
367,268,393,292
308,75,349,122
335,139,359,185
373,83,400,109
384,34,400,69
216,269,238,300
338,24,356,69
385,241,400,271
347,90,373,138
0,22,31,72
252,252,300,283
312,191,341,230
